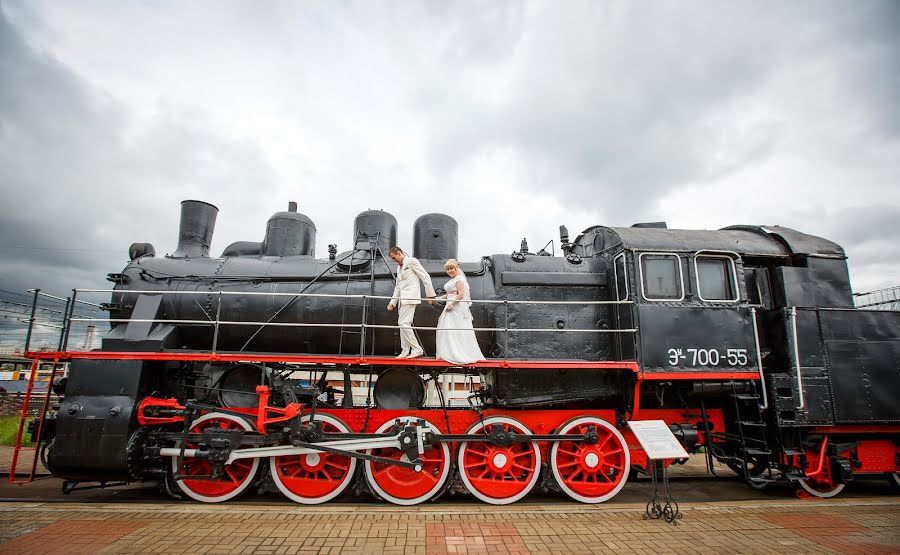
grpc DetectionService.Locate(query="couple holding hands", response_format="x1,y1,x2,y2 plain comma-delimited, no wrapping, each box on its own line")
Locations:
386,246,485,365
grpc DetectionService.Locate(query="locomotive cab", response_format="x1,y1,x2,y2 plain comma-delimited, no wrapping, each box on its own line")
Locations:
573,225,767,378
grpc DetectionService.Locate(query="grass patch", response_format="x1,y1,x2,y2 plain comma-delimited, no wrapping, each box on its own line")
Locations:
0,415,33,447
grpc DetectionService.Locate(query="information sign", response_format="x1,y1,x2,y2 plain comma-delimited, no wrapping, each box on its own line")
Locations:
627,420,689,460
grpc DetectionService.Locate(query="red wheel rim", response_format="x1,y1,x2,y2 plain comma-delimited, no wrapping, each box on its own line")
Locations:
458,417,540,504
271,416,356,503
798,449,844,497
365,418,450,505
176,414,258,502
552,417,629,503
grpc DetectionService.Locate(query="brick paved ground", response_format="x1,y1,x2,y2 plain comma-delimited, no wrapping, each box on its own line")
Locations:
0,445,40,477
0,498,896,554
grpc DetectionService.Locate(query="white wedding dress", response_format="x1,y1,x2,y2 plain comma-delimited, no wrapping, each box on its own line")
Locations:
436,273,485,365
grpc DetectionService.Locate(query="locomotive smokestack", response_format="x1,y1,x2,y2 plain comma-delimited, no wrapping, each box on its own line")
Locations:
173,200,218,258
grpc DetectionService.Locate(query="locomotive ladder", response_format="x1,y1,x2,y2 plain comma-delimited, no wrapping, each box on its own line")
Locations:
730,380,776,488
699,380,774,488
8,355,62,483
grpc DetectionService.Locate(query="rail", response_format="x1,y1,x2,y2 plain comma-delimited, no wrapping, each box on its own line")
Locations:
27,288,638,363
19,289,98,353
853,285,900,310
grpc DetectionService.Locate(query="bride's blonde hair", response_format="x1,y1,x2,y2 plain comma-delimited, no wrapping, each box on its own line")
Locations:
444,259,460,271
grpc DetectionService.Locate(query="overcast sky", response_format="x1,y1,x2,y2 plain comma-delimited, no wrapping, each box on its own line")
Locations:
1,0,899,339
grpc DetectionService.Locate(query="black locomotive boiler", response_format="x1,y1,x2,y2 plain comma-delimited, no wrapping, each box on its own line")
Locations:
24,200,900,504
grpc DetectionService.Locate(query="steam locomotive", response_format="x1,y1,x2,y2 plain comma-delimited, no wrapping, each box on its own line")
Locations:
33,200,899,504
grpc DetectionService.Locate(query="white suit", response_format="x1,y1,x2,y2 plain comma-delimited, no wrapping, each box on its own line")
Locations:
390,255,436,355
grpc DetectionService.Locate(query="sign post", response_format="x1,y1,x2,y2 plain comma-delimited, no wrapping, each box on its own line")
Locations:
628,420,688,524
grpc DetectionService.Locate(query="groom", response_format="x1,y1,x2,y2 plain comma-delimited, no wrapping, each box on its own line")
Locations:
387,246,436,358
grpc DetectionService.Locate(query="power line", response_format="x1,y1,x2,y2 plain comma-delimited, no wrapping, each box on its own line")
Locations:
0,245,124,254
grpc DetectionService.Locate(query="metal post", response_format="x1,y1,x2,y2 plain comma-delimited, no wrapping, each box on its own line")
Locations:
57,297,71,352
359,295,368,358
211,292,223,352
503,300,510,360
368,243,378,356
342,366,354,408
61,289,77,352
24,289,40,353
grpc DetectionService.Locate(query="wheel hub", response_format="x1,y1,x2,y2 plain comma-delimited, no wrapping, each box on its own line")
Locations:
302,452,322,471
584,452,600,469
490,451,510,472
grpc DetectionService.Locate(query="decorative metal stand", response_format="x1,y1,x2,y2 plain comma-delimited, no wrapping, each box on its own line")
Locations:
644,460,682,525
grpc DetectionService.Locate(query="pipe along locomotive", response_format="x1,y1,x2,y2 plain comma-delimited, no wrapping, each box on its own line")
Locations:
33,200,899,504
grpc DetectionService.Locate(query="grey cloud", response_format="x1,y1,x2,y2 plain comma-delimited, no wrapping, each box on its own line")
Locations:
0,6,280,298
412,1,898,211
822,205,900,248
832,2,900,138
816,205,900,282
418,3,781,194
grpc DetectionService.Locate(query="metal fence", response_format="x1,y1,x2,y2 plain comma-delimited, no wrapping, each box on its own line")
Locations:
853,286,900,310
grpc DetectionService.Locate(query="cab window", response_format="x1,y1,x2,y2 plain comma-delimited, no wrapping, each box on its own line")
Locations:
640,253,683,301
695,255,738,301
614,254,628,301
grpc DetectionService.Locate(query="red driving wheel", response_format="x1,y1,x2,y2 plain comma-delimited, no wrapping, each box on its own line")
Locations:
364,417,450,505
550,416,630,503
270,413,357,504
173,412,259,503
458,416,541,504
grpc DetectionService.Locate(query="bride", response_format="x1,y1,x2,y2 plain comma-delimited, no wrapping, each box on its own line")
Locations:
436,259,485,365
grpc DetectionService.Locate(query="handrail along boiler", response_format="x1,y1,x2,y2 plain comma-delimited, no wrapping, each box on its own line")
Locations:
19,200,900,504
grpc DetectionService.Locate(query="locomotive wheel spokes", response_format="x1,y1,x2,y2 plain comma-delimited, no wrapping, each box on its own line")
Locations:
796,448,845,498
551,416,630,503
458,416,541,505
364,416,450,505
172,412,260,503
270,414,357,504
